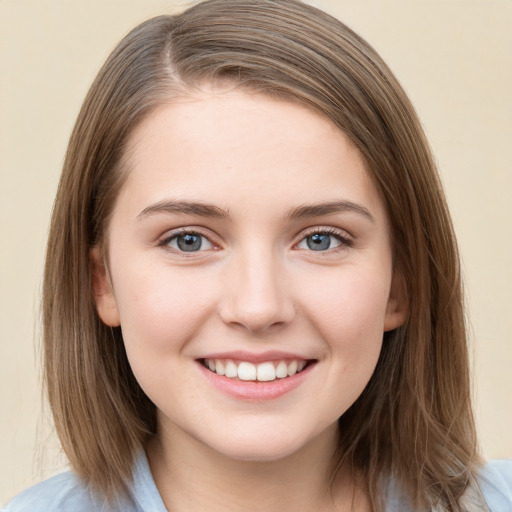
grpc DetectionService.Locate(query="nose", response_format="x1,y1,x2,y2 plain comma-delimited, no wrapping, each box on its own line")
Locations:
219,246,295,333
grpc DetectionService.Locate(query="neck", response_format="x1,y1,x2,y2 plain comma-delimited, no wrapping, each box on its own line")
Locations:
146,422,371,512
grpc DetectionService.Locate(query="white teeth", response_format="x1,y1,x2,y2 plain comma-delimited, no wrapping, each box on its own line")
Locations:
276,361,288,379
257,362,276,382
204,358,310,382
238,362,257,381
225,360,238,378
287,360,298,377
216,360,225,376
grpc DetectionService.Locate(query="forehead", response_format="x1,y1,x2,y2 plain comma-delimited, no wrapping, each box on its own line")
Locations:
117,88,387,224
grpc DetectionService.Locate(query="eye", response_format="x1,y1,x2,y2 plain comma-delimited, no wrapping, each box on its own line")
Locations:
165,231,214,252
296,229,351,252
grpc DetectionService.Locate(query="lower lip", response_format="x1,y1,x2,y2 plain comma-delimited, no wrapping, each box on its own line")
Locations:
197,362,315,401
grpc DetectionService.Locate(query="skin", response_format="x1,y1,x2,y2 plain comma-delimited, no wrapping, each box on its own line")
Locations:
93,86,407,511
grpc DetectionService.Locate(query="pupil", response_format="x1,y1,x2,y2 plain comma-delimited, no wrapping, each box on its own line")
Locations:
307,233,330,251
177,234,202,251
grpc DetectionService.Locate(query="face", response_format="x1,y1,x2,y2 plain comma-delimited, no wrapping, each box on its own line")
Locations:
94,87,406,462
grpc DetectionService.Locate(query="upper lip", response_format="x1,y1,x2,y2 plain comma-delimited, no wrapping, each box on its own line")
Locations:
197,350,315,364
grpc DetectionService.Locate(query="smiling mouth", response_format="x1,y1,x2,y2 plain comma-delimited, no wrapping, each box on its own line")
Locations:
200,358,314,382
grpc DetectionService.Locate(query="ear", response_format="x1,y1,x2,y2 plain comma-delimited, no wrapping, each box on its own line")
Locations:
90,247,120,327
384,269,408,332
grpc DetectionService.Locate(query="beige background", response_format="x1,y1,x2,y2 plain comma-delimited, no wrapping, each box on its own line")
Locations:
1,0,511,505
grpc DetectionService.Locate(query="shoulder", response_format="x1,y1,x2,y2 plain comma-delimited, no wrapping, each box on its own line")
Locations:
2,471,109,512
385,460,512,511
478,459,512,510
2,449,163,512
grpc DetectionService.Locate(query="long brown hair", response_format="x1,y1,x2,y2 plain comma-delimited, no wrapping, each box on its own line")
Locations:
43,0,480,509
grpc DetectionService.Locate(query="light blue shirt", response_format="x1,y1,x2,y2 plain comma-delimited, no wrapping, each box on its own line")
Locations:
3,450,512,511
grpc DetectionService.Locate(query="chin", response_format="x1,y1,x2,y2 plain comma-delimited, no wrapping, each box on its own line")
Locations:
214,441,301,463
203,424,326,464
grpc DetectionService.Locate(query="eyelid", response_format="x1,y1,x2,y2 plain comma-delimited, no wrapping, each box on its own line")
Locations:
157,226,220,252
294,226,355,250
155,225,354,254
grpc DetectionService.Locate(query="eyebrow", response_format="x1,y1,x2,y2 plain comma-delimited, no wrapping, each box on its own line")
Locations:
285,200,375,223
137,199,375,223
137,200,231,220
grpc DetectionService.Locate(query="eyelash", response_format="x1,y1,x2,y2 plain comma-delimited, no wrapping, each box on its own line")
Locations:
295,227,354,252
157,226,354,254
158,228,215,254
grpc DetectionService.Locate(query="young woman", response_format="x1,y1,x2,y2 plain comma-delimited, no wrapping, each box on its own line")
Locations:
4,0,511,511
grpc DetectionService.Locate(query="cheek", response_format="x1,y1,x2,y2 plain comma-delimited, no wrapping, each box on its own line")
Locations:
301,266,391,418
111,262,219,354
298,263,391,359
